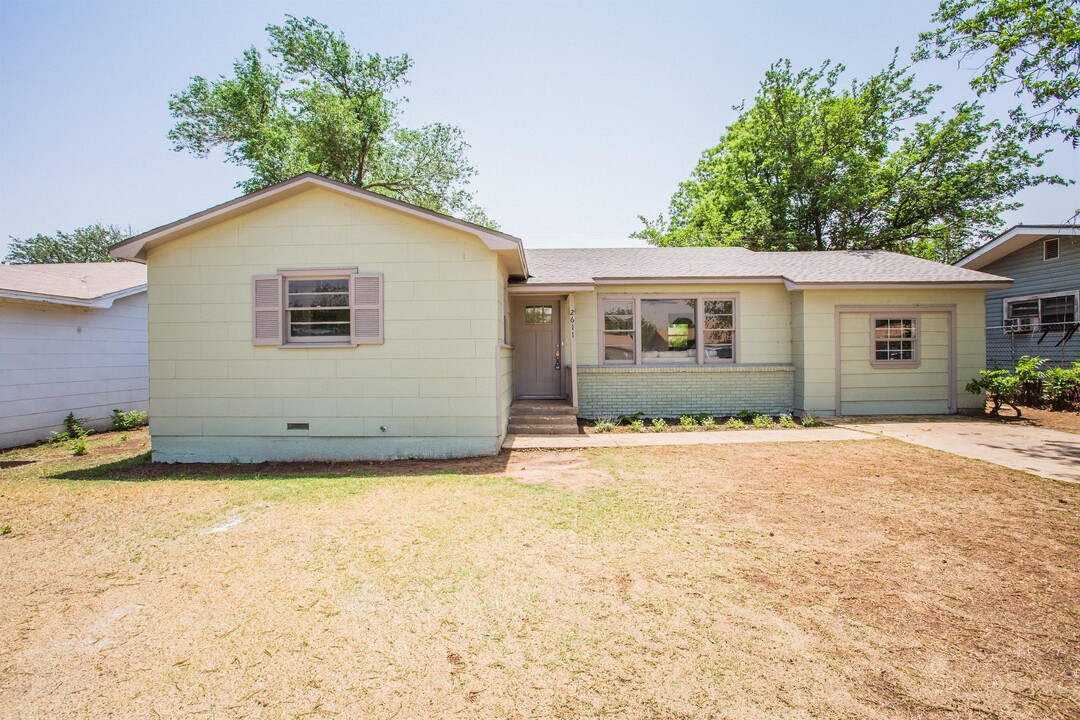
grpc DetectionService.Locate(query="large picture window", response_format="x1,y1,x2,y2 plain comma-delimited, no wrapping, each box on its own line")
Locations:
600,295,736,365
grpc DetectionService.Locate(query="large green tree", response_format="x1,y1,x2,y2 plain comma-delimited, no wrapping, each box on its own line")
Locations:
168,15,496,227
916,0,1080,147
634,57,1063,261
3,223,128,264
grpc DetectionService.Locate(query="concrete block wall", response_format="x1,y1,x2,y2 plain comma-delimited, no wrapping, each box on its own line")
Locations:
577,364,794,418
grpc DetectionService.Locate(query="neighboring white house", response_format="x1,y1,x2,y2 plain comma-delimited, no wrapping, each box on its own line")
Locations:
0,263,149,448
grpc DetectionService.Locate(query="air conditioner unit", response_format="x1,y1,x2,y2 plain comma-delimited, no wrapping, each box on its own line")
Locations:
1007,317,1035,333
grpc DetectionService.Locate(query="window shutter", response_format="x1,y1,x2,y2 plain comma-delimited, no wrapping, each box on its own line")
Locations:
351,273,383,345
252,275,283,346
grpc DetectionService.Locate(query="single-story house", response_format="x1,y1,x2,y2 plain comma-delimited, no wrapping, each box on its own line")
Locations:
954,224,1079,368
0,262,148,448
110,173,1011,462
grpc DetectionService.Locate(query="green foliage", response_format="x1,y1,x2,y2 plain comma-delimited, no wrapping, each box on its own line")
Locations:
650,417,668,432
778,414,797,428
724,417,746,430
112,408,148,431
700,417,718,431
629,419,645,433
916,0,1080,147
634,55,1062,261
71,437,88,456
50,412,89,444
3,223,129,264
0,525,11,535
735,410,757,422
751,414,775,428
679,415,699,428
801,412,820,427
168,15,495,226
1042,362,1080,410
617,411,645,424
594,416,617,433
966,354,1049,416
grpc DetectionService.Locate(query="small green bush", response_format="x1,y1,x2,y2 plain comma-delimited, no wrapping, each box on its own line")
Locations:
594,416,618,433
1042,362,1080,411
112,408,148,430
0,525,12,535
651,417,668,432
751,414,775,428
679,415,699,428
72,437,88,456
700,417,717,430
50,412,89,443
724,417,746,430
801,412,820,427
778,414,797,428
617,411,645,424
735,409,756,422
629,419,645,433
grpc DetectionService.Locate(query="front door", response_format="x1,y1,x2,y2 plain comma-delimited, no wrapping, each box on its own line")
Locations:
513,297,562,397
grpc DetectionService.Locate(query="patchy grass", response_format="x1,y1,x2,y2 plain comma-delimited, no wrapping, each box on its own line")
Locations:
1,428,1077,718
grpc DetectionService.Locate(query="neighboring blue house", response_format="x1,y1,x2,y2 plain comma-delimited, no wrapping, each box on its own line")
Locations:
955,224,1079,368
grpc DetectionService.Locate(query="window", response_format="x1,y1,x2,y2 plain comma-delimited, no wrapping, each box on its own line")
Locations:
252,270,383,347
600,295,736,365
1044,237,1060,261
873,318,917,363
525,305,553,324
1004,291,1078,332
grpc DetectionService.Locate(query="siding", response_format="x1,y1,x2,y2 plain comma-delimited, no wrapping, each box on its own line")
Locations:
0,294,149,448
145,186,505,462
981,234,1079,368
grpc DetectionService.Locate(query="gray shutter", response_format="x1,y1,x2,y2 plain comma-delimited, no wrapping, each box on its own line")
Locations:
351,273,383,345
252,275,283,346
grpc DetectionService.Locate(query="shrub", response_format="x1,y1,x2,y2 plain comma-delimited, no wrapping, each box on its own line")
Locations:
50,412,89,443
735,409,756,422
1042,362,1080,411
72,437,88,456
617,411,645,424
801,412,820,427
629,419,645,433
651,417,668,432
594,416,618,433
679,415,699,428
966,368,1023,416
112,408,148,430
700,417,717,430
724,417,746,430
778,414,797,428
751,414,775,428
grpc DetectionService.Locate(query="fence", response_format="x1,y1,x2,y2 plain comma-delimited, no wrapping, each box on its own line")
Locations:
985,322,1079,370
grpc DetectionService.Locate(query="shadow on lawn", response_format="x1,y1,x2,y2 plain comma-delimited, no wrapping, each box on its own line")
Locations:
52,449,516,482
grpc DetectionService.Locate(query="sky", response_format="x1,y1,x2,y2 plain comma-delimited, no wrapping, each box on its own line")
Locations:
0,0,1077,258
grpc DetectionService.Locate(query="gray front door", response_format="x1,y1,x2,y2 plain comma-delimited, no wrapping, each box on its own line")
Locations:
513,297,562,397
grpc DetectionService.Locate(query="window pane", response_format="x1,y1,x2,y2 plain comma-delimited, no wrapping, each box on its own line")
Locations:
288,292,348,308
1007,300,1040,319
604,331,635,361
290,322,351,338
703,300,734,362
641,299,696,362
525,305,553,325
603,300,635,361
290,308,350,324
874,318,916,361
288,279,349,294
1041,295,1076,325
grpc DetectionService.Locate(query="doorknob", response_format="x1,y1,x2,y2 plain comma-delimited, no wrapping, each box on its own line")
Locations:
555,348,561,370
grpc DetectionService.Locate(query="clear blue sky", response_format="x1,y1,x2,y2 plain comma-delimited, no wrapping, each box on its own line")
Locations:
1,0,1076,256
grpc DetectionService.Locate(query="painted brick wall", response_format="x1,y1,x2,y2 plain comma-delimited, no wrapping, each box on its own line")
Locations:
577,365,794,418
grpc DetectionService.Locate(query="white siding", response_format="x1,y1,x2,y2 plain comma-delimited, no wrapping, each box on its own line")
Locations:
0,294,149,448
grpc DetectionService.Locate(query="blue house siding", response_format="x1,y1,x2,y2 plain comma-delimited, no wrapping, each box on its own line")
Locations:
981,234,1080,368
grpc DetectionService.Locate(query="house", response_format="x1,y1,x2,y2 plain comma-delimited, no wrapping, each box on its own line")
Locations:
0,262,148,448
955,225,1079,369
110,173,1010,462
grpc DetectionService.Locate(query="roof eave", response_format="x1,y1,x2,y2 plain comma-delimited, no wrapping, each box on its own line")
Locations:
0,283,147,308
783,280,1013,291
954,225,1080,270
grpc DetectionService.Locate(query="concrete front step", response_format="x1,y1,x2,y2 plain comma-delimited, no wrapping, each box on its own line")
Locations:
507,422,581,435
510,400,578,416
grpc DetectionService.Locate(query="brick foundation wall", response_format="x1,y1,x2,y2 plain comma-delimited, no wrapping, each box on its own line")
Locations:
577,364,795,418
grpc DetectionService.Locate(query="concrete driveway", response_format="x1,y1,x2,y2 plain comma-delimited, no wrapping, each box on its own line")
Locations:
837,417,1080,484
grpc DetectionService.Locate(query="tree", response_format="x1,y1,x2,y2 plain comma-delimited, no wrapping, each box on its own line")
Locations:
916,0,1080,147
3,223,129,264
634,57,1063,261
168,16,496,227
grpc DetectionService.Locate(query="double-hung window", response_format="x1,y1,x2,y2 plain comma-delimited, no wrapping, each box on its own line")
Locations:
252,269,383,347
872,318,918,365
1004,291,1078,333
600,295,737,365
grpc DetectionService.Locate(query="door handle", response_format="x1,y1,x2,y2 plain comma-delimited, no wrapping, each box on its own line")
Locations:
554,348,561,370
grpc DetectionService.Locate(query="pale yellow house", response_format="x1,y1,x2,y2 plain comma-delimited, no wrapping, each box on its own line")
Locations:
111,174,1011,462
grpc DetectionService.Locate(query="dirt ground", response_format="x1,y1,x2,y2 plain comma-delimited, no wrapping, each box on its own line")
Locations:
987,403,1080,434
1,429,1077,719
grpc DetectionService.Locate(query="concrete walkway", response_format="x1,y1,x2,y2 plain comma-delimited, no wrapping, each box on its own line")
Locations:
503,426,872,450
837,418,1080,484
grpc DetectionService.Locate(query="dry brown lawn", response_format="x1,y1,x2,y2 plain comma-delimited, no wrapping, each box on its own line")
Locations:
1,429,1077,719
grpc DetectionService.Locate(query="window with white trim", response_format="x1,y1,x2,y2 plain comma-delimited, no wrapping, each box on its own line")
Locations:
873,318,917,363
1004,291,1077,333
252,269,383,347
600,295,736,365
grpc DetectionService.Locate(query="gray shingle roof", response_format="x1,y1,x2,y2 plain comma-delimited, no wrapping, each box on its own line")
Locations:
519,248,1010,286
